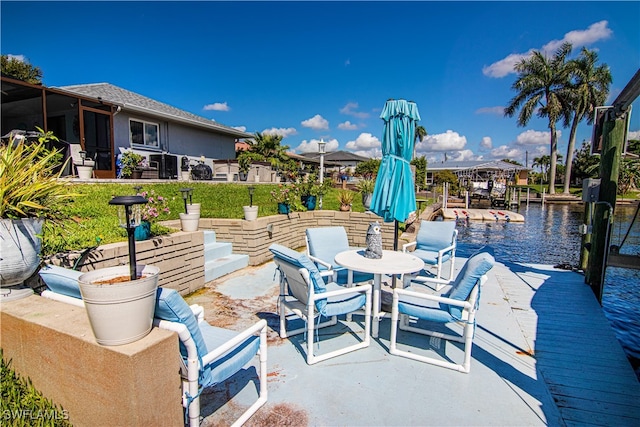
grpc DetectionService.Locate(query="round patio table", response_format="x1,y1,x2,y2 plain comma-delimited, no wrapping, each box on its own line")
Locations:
335,249,424,338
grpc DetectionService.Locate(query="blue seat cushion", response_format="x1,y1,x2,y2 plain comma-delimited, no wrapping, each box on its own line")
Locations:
38,265,83,299
412,248,451,266
397,289,454,323
154,288,213,385
321,282,367,317
446,246,495,319
305,227,350,268
335,269,374,285
269,243,329,312
198,322,260,386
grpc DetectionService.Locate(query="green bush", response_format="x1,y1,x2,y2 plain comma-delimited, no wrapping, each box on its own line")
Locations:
1,349,72,426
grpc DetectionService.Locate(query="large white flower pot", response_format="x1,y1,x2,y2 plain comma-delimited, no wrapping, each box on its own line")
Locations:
0,218,43,301
186,203,200,216
243,206,258,221
78,265,159,346
76,165,93,179
180,212,200,232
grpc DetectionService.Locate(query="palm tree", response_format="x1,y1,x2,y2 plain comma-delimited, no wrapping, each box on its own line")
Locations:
505,42,573,194
246,131,290,169
413,125,427,160
561,48,611,194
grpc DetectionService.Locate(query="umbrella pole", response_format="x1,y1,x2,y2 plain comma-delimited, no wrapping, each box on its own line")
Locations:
392,220,399,288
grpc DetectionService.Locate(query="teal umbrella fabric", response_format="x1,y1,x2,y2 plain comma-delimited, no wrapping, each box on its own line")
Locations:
370,99,421,224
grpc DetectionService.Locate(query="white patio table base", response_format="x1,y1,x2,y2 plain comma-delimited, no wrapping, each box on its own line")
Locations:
335,249,424,338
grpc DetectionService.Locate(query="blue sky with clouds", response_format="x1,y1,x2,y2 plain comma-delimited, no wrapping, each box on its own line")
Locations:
2,1,639,166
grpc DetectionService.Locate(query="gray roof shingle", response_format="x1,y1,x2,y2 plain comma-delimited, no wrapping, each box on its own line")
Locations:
55,83,252,138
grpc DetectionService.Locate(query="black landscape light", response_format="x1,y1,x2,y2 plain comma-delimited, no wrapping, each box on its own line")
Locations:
248,186,255,207
109,195,147,280
179,188,193,213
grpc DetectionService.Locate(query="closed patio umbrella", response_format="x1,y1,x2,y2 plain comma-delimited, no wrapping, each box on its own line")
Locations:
370,99,421,250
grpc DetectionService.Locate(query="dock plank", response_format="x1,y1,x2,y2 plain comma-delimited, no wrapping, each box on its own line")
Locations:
494,261,640,425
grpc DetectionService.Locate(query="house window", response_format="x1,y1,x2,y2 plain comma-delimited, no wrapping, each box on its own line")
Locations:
130,119,159,148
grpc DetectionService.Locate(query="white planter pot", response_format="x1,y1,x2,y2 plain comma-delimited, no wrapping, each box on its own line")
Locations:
180,212,200,232
186,203,201,216
76,165,93,179
181,170,190,181
0,218,43,301
78,265,160,346
243,206,258,221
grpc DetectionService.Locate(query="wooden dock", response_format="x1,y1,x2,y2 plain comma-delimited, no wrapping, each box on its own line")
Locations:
440,207,525,222
494,261,640,425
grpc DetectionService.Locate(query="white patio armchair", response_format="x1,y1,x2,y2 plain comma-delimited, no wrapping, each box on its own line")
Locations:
390,246,495,373
403,220,458,289
270,243,371,365
305,226,374,286
38,265,268,427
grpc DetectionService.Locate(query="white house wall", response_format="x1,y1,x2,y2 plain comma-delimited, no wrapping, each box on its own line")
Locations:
113,112,236,160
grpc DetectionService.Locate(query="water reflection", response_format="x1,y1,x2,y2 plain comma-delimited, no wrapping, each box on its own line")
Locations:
453,203,639,373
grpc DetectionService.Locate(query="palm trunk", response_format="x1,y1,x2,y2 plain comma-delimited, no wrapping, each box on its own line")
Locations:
548,123,558,195
563,115,581,194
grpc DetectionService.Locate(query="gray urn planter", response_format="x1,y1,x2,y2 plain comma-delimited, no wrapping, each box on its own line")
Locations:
0,218,43,301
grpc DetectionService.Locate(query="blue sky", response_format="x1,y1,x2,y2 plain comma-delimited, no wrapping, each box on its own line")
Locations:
2,1,639,166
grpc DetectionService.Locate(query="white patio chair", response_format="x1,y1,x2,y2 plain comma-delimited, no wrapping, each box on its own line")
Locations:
305,226,374,286
39,265,268,427
403,220,458,288
390,246,495,373
269,243,371,365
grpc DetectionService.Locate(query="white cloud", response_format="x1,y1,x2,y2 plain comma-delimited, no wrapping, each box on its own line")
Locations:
476,106,505,116
542,20,612,55
515,129,558,146
295,138,339,154
345,132,381,150
338,120,358,130
262,127,297,138
449,150,477,162
480,136,492,149
232,125,247,132
7,54,26,62
491,145,524,159
483,52,532,78
340,102,370,119
301,114,329,130
627,130,640,140
416,130,467,153
344,133,382,158
484,20,612,78
203,102,230,111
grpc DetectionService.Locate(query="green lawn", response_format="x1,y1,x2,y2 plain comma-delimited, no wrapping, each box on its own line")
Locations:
42,182,370,256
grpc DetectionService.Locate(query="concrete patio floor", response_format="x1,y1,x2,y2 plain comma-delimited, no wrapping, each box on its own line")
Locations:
185,251,640,426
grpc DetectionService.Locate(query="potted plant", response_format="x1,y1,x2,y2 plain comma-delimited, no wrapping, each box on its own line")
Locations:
0,129,77,301
237,154,252,182
356,178,376,210
120,151,145,179
75,150,94,179
337,190,355,211
243,186,258,220
271,184,297,214
133,189,171,240
78,195,160,346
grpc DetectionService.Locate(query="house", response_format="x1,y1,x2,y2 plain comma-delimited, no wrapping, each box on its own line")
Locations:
1,76,252,178
426,160,529,188
301,150,370,174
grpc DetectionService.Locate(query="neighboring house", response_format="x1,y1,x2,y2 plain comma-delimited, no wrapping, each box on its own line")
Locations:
426,160,529,187
301,150,370,174
1,76,251,178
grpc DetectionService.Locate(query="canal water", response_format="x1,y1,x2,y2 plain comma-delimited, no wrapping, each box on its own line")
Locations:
452,203,640,377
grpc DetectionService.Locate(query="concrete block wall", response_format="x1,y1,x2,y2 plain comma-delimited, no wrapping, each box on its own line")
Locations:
196,210,398,266
1,296,183,426
46,231,205,295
